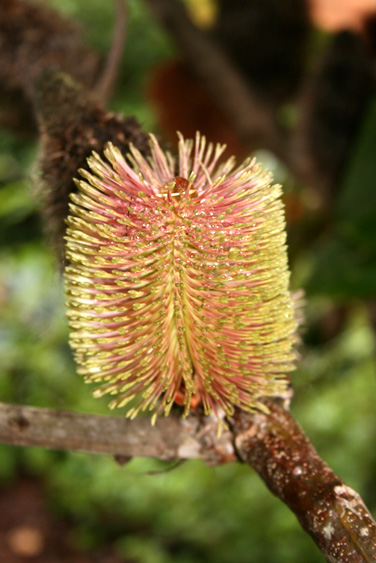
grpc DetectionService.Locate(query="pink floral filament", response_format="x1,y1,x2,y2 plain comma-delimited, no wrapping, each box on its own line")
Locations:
65,133,299,422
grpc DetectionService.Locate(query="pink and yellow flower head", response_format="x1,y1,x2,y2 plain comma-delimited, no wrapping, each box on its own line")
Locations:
65,133,299,422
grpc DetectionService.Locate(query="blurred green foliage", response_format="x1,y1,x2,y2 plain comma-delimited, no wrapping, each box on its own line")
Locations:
0,1,375,562
48,0,175,128
307,99,376,298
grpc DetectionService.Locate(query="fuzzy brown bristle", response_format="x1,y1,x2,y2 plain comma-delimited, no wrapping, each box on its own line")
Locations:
0,0,101,135
32,70,150,259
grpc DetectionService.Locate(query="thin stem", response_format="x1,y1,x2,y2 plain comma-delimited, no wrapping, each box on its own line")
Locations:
95,0,128,102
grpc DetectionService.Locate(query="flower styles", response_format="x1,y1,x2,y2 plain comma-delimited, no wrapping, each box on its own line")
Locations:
65,133,299,423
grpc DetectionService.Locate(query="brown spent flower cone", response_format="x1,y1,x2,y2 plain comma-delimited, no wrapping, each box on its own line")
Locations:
0,0,101,135
32,69,150,259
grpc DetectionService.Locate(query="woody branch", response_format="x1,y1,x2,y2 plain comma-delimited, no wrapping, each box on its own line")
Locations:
0,400,375,562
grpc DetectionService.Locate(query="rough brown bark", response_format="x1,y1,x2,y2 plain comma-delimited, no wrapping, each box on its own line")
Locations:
0,401,375,561
232,400,376,562
0,402,235,466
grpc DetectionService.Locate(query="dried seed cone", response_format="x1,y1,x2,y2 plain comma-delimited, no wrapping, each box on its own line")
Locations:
65,133,299,422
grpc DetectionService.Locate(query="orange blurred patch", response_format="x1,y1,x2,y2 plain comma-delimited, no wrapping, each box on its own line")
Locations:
7,525,45,558
147,59,247,159
310,0,376,31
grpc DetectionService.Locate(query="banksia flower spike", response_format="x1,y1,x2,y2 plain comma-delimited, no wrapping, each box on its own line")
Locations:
65,133,299,423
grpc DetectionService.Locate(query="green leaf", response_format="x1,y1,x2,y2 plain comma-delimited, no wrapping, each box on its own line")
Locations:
337,98,376,250
307,98,376,298
306,237,376,298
